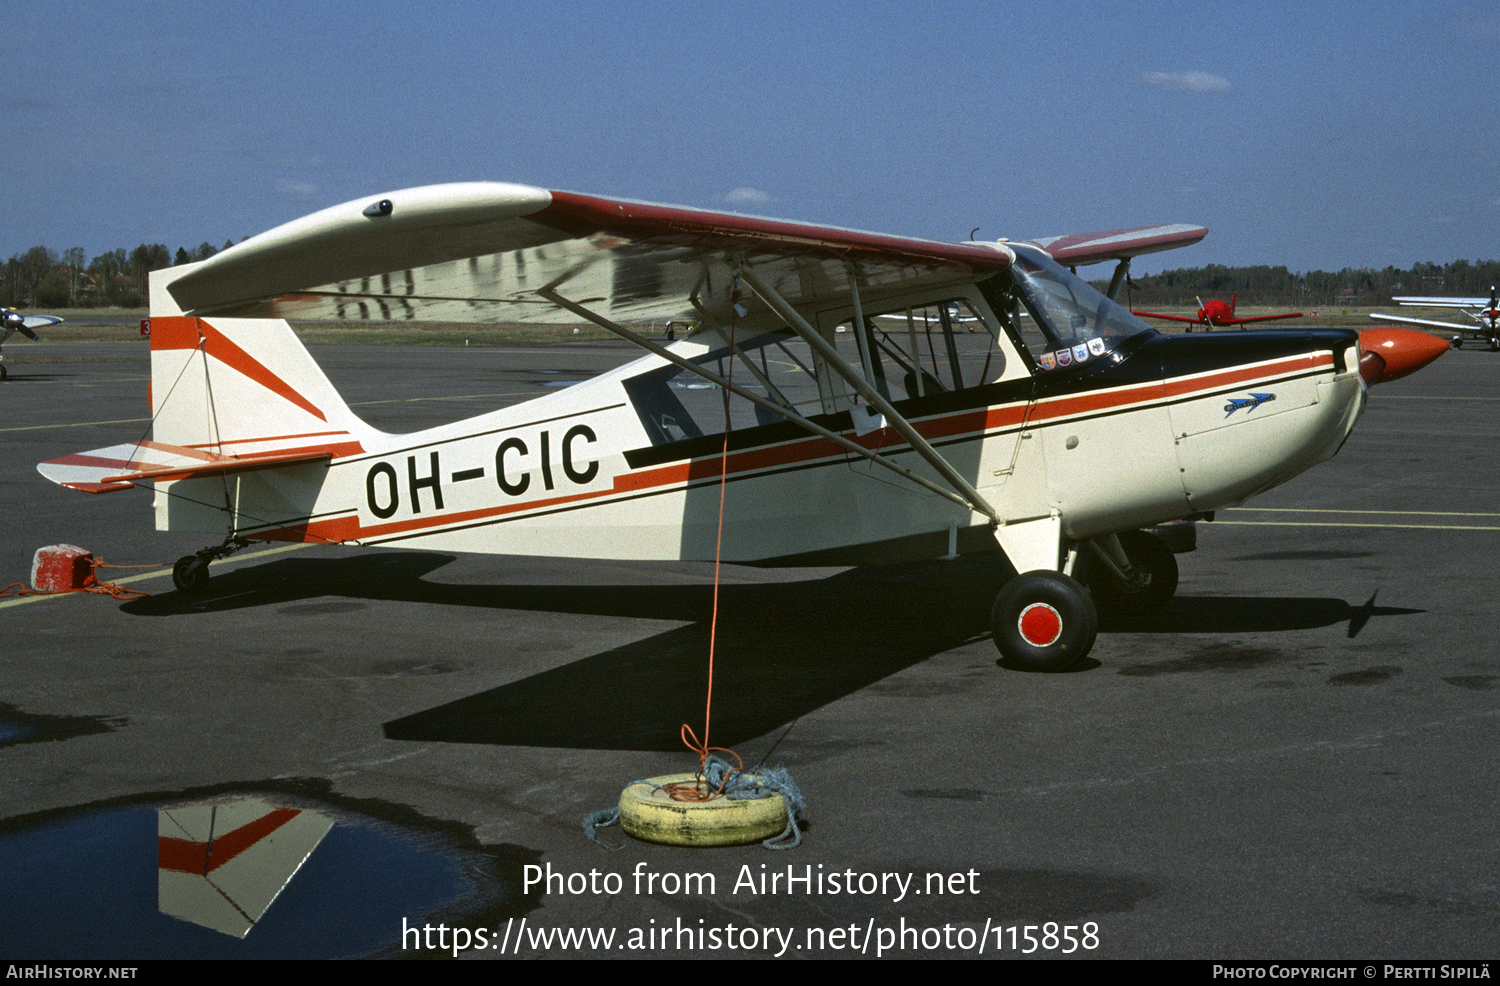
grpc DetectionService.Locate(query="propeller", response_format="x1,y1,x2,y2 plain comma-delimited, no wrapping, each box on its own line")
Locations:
1,308,62,341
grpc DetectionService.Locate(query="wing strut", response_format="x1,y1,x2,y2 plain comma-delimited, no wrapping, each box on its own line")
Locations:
535,287,986,514
736,265,1000,525
1105,258,1129,301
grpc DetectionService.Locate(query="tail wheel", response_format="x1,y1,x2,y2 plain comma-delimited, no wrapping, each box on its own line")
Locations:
172,556,210,594
991,571,1097,672
1086,530,1179,618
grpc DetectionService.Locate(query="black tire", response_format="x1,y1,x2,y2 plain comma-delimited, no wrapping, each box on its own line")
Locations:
990,571,1097,672
172,556,210,594
0,364,7,381
1086,530,1179,618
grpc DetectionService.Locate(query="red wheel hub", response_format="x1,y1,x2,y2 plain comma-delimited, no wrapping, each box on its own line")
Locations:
1017,602,1063,647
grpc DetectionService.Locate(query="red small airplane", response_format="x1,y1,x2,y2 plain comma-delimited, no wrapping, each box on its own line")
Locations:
1133,292,1302,331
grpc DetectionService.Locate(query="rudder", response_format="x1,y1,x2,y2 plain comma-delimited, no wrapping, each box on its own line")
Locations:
147,314,376,456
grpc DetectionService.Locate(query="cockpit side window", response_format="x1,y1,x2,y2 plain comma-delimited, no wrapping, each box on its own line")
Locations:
622,294,1022,451
825,298,1006,404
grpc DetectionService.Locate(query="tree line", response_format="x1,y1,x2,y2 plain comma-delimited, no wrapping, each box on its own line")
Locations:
2,241,234,310
6,240,1499,311
1112,259,1500,309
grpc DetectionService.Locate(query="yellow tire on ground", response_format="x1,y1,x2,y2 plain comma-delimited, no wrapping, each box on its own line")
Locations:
618,773,789,847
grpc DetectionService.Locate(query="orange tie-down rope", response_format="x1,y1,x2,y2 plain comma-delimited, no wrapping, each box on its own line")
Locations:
582,292,805,848
1,557,155,601
665,286,743,803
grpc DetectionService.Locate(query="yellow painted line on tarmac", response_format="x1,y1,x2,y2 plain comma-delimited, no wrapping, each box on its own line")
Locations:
0,543,312,609
0,417,151,433
1230,507,1500,517
1217,521,1500,531
1218,507,1500,531
1381,395,1500,401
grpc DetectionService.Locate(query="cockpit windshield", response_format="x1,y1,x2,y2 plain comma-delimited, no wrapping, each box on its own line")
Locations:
984,245,1157,371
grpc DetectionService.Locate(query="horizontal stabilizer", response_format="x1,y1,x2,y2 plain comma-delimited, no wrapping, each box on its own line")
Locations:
37,442,332,494
1391,295,1494,308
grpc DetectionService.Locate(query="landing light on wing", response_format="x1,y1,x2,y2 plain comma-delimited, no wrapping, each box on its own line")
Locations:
1357,327,1450,386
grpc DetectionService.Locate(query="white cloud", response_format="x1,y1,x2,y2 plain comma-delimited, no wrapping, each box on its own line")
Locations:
723,187,771,205
1139,71,1232,93
276,180,320,201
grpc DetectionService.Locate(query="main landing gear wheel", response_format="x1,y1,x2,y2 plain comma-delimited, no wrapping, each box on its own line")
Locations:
990,571,1098,672
172,556,210,594
1086,530,1179,619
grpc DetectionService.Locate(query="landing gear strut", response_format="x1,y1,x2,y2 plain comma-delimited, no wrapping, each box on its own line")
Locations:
171,535,255,594
1083,529,1179,619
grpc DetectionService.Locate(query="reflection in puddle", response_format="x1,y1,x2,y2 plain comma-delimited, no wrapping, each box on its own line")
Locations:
0,786,533,958
158,798,334,938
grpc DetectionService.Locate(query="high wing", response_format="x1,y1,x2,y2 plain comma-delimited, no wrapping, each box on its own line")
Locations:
1372,313,1480,332
158,182,1206,329
1129,312,1204,325
163,184,1010,327
1391,295,1494,308
1020,224,1207,267
1215,312,1303,326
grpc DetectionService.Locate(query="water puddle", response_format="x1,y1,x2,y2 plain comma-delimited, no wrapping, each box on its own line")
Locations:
0,701,122,748
0,783,536,958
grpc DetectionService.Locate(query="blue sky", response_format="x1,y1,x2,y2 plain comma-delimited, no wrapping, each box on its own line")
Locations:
5,0,1496,274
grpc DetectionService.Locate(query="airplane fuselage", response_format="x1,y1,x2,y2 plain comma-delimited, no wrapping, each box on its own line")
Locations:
152,320,1364,568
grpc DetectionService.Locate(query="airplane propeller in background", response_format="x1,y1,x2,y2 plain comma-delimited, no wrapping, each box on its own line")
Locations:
0,308,62,380
1,308,61,341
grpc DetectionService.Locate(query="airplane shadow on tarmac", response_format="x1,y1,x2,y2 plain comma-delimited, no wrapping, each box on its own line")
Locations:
119,552,1423,751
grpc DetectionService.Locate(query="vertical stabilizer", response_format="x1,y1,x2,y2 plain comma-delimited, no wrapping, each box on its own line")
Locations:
147,264,377,457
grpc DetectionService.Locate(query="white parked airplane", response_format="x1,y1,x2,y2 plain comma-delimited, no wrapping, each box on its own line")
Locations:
36,183,1448,670
1373,287,1500,350
0,308,60,380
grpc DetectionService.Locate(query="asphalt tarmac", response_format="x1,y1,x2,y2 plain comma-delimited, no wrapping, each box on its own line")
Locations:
1,336,1497,960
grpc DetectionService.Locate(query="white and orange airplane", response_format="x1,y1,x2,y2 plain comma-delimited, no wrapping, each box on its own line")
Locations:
35,183,1448,671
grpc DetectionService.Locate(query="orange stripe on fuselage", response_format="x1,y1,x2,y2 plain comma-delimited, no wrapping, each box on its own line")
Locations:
257,352,1341,545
